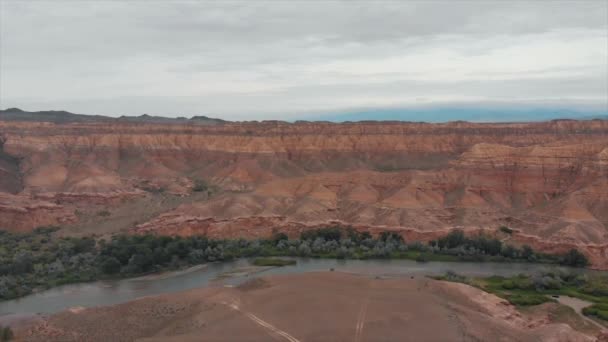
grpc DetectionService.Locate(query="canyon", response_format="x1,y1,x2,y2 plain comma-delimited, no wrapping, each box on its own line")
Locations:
1,109,607,268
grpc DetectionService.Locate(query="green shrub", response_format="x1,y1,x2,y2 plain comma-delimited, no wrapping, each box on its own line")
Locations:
598,310,608,321
97,210,111,217
440,271,469,283
300,227,342,241
251,258,296,267
272,232,288,244
499,226,513,234
0,325,13,341
582,304,608,321
192,179,208,192
415,253,429,262
560,249,588,267
502,280,515,290
507,293,550,306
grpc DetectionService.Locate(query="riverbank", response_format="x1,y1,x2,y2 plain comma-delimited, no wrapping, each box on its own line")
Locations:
0,227,590,302
128,264,208,281
14,271,604,342
435,271,608,326
2,257,603,317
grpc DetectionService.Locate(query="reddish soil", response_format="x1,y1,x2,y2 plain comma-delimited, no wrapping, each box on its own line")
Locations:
0,119,607,268
16,272,599,341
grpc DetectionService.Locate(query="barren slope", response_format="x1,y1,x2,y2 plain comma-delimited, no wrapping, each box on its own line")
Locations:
0,118,607,267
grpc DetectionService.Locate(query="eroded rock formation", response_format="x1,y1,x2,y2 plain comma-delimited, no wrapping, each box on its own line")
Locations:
0,118,606,267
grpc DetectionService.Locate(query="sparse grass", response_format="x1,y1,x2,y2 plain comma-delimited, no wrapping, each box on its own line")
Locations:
0,325,14,341
251,258,296,267
506,293,552,306
582,303,608,321
97,210,111,217
438,272,608,321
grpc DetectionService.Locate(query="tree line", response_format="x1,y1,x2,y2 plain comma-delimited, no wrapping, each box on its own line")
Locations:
0,226,588,301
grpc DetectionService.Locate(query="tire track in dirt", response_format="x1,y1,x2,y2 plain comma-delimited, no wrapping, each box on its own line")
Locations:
355,279,374,342
222,300,301,342
354,298,369,342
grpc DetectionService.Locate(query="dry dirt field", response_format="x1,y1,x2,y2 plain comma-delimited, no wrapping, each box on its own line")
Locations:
15,272,606,341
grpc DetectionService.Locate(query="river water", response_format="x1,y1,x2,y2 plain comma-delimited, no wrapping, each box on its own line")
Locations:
0,258,599,316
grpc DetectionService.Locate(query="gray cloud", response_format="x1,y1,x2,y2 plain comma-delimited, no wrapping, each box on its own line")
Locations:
0,0,606,119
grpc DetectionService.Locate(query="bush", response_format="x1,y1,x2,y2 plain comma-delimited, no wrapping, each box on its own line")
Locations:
33,226,60,234
192,179,208,192
300,227,342,242
581,277,608,297
582,304,608,321
415,253,429,262
272,232,288,244
502,280,515,290
379,231,404,243
97,210,111,217
441,270,469,283
499,226,513,234
507,293,550,306
100,256,121,274
0,325,13,341
560,249,588,267
251,258,296,267
438,230,466,249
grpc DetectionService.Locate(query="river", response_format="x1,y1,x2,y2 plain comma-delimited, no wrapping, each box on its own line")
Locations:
0,258,600,316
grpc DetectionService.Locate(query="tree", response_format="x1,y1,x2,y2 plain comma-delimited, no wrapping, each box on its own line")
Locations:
297,243,311,257
379,232,404,243
438,230,466,249
188,249,205,263
100,256,121,274
521,245,534,261
11,251,33,274
560,249,588,267
501,245,517,258
272,232,288,245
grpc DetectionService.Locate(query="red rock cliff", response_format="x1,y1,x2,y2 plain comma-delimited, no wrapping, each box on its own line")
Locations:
1,119,607,268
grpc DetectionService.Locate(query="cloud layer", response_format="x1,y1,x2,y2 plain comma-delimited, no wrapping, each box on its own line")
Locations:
1,1,606,120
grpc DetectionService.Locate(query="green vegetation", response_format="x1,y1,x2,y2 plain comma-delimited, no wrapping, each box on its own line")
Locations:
429,230,587,267
192,179,208,192
582,304,608,321
437,270,608,322
97,210,111,217
251,258,296,266
499,226,513,234
560,249,589,267
0,226,590,301
0,325,13,341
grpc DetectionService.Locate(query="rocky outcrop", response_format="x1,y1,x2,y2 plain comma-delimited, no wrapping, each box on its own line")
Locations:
0,136,22,194
0,193,76,232
1,118,607,267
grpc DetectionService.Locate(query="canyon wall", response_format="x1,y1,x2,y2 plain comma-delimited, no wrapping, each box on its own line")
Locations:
0,119,607,267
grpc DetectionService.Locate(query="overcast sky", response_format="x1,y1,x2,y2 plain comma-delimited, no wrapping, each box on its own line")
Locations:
0,1,607,120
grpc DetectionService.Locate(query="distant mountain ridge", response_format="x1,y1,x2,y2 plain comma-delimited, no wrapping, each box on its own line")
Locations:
0,108,227,125
2,107,607,125
308,106,608,123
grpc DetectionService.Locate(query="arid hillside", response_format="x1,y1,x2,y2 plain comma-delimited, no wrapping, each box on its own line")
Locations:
0,115,607,268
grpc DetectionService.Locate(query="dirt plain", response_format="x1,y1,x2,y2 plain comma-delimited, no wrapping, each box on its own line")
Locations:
14,272,606,342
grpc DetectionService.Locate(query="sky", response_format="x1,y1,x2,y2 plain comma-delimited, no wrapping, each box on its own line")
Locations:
0,1,607,121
